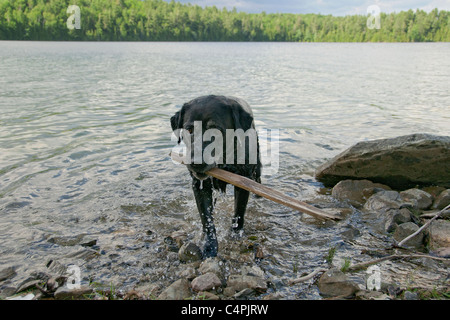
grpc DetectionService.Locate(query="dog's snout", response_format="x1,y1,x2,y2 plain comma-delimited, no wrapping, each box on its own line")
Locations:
189,163,209,171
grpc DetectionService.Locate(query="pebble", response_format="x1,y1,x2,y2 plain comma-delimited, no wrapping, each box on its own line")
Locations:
157,278,192,300
191,272,222,292
317,269,359,298
54,285,93,300
178,242,203,263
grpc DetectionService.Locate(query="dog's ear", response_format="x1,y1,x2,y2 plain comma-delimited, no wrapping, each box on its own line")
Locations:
170,109,184,144
230,104,253,131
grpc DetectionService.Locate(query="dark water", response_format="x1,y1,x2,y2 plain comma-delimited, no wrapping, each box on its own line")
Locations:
0,42,449,298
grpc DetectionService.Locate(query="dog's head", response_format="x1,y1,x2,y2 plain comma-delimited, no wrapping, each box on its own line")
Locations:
171,95,255,180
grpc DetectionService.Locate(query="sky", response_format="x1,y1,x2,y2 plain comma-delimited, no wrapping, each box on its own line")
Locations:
166,0,450,16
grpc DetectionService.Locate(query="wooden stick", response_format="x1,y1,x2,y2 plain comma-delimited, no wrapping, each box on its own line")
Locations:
170,152,341,221
289,268,328,285
397,204,450,247
346,253,449,272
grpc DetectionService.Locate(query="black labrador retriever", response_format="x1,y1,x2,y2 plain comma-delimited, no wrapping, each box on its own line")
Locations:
171,95,261,258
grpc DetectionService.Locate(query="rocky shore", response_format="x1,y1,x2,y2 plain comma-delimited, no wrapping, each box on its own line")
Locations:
1,133,449,300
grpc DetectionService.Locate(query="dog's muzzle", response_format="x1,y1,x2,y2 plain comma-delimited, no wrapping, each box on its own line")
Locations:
187,163,216,180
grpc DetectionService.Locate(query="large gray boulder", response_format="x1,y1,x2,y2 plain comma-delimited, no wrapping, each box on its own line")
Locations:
315,134,450,190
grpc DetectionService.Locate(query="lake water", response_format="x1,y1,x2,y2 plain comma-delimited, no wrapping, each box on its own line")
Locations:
0,42,449,299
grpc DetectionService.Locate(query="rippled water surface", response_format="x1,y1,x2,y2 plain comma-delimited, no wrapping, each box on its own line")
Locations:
0,42,449,298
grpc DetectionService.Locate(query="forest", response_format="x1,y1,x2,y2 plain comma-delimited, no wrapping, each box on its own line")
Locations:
0,0,449,41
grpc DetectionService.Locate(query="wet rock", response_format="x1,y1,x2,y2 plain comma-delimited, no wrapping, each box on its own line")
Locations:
317,268,359,298
198,258,223,278
340,225,361,240
171,230,188,247
384,208,412,233
164,236,180,252
355,290,390,300
6,293,35,300
400,189,433,210
432,189,450,210
226,275,268,295
403,291,419,300
48,234,97,247
15,279,41,294
429,220,450,250
54,285,93,300
65,248,99,262
393,222,424,248
0,266,17,282
157,278,192,300
179,265,198,280
241,265,265,278
233,288,257,300
315,133,450,189
191,272,222,292
178,242,202,263
331,179,390,207
363,190,403,213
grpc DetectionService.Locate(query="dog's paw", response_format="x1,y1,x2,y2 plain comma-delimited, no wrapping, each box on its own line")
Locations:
230,228,245,240
202,239,218,258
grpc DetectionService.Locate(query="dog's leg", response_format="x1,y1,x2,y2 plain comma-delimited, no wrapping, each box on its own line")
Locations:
192,178,218,258
232,186,250,234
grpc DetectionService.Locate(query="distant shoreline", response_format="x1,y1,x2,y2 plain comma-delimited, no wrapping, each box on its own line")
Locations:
0,0,448,42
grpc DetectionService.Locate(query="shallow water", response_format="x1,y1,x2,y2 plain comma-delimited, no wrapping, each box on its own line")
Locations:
0,42,449,298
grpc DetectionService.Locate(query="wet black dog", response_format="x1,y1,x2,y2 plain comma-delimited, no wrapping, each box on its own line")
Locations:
171,95,261,258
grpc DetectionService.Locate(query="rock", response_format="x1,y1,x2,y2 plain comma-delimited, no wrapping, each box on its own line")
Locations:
191,272,222,292
432,189,450,210
15,279,41,294
393,222,424,247
179,265,198,280
315,134,450,189
331,179,390,207
6,293,35,300
226,275,268,295
48,234,97,247
164,236,180,252
157,278,192,300
403,291,419,300
198,258,223,278
384,208,412,233
363,190,403,213
400,189,433,210
317,269,359,298
54,285,93,299
355,290,390,300
429,220,450,250
0,266,17,282
233,288,257,300
241,265,265,278
196,291,220,300
422,186,446,199
171,230,188,247
178,242,203,263
433,247,450,258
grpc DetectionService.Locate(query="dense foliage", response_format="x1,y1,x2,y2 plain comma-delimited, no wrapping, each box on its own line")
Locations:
1,0,449,41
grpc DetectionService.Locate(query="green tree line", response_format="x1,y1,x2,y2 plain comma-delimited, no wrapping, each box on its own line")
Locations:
1,0,449,41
